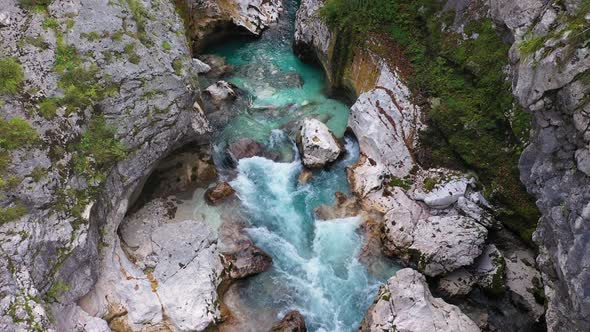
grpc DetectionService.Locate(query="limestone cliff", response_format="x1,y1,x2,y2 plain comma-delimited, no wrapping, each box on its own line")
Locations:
0,0,214,330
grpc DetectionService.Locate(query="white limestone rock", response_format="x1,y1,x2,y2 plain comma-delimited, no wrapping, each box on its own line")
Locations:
299,118,341,168
205,80,237,105
360,268,480,332
411,216,488,276
348,66,422,190
437,268,477,298
415,176,471,209
381,190,488,277
193,58,211,74
82,199,223,332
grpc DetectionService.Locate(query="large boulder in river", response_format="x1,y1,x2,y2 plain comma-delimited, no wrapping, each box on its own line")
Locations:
360,268,480,332
298,118,341,168
228,138,266,161
205,80,237,106
219,219,272,280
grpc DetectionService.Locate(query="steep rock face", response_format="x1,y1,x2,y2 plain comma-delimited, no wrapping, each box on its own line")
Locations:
0,0,210,330
360,268,480,332
487,0,590,329
184,0,283,51
347,64,422,197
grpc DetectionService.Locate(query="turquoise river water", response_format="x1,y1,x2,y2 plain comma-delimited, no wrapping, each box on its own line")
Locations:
202,1,399,330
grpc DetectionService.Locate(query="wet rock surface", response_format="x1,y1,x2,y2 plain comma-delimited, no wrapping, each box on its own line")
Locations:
219,219,272,280
228,138,266,162
270,310,307,332
206,181,236,205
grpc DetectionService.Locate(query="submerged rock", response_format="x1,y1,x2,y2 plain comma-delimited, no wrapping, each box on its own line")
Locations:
298,168,313,185
205,182,236,205
360,268,480,332
298,118,341,168
314,192,361,220
205,80,238,106
228,138,266,162
270,310,307,332
200,54,233,78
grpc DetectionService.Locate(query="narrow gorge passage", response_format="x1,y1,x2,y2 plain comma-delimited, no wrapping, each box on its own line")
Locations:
197,0,399,330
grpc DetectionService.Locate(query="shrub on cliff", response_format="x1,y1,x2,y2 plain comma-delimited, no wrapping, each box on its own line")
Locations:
320,0,539,243
0,57,24,95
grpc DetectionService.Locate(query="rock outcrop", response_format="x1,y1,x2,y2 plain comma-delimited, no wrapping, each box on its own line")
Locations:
360,268,480,332
90,198,224,331
298,118,341,168
488,0,590,330
187,0,283,51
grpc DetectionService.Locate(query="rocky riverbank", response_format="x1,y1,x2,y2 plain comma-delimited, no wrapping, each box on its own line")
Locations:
293,0,558,330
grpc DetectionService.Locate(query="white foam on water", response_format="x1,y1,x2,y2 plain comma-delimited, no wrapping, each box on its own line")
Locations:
231,153,388,331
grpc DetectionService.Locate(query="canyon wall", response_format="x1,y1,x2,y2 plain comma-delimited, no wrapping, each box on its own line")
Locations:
295,0,590,330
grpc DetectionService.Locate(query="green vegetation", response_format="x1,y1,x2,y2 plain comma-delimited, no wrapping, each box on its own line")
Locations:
0,118,39,150
81,31,102,42
518,1,590,61
123,0,153,46
423,177,439,192
388,176,412,191
321,0,539,243
0,118,37,224
34,36,118,117
172,58,183,75
44,279,69,303
42,17,60,30
0,58,24,95
162,41,171,51
124,43,141,64
19,0,52,10
0,204,27,225
72,116,126,178
30,167,47,182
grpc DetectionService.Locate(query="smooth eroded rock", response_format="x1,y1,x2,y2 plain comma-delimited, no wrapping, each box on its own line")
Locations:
299,118,341,168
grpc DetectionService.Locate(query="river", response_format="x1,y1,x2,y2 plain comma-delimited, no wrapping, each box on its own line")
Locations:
197,1,399,330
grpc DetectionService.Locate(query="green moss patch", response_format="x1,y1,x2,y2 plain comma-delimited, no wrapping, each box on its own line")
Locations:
0,58,25,95
320,0,539,244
